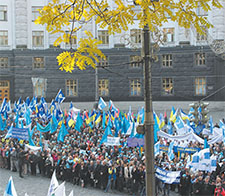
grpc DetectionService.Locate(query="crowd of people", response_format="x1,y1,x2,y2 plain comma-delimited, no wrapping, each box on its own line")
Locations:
1,109,225,196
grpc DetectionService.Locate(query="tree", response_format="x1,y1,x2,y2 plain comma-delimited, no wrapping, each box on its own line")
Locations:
35,0,222,72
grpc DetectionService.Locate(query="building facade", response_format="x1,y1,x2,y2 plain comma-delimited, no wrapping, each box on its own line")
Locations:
0,0,225,103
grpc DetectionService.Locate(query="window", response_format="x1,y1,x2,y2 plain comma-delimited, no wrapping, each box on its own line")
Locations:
32,6,42,22
195,78,206,96
65,31,77,46
130,55,142,68
130,29,142,44
196,27,208,41
163,28,174,43
32,78,47,97
162,54,172,67
162,78,173,95
196,53,205,65
98,56,108,67
0,31,8,46
33,57,44,69
66,80,78,96
197,4,208,16
130,79,141,96
99,79,109,96
32,31,44,47
98,30,109,45
0,6,7,21
0,57,8,68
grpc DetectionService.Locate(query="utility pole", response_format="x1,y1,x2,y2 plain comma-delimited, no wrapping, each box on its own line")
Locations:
95,17,99,105
142,24,155,195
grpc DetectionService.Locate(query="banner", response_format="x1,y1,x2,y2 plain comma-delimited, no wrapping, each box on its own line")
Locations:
104,136,120,146
11,127,29,140
155,167,180,184
173,146,200,154
127,137,144,147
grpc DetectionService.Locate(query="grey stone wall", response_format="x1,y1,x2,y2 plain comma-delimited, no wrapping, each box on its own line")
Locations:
0,46,225,102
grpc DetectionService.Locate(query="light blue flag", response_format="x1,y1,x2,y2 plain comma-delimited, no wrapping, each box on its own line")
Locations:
109,100,118,112
25,97,30,107
154,141,160,156
28,128,35,146
204,138,209,149
100,125,112,145
168,141,175,161
98,97,107,110
75,113,83,132
122,117,130,134
5,124,13,139
209,116,213,134
25,109,31,126
4,176,18,196
6,101,12,113
37,122,51,133
153,112,160,143
129,121,135,138
139,107,145,124
55,89,65,104
50,115,58,134
114,118,120,137
0,98,7,113
174,116,185,130
167,121,173,135
58,123,69,142
102,111,106,129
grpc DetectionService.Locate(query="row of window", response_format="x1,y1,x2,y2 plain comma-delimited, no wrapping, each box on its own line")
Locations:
32,77,206,98
0,52,207,69
0,4,208,22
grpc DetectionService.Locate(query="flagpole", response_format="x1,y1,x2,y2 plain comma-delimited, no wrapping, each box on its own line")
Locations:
94,17,99,104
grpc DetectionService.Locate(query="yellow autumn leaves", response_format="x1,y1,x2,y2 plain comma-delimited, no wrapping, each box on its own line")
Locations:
35,0,223,72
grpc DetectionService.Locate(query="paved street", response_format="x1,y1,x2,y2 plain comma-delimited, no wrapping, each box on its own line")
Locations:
0,168,179,196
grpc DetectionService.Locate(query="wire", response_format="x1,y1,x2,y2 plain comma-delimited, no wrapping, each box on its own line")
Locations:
200,85,225,101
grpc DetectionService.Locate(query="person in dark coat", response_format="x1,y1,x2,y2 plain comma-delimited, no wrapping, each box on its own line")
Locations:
18,147,27,178
132,165,141,195
72,161,80,185
100,160,108,190
180,172,191,196
201,176,214,196
193,176,204,195
29,151,38,175
94,160,101,188
80,161,88,187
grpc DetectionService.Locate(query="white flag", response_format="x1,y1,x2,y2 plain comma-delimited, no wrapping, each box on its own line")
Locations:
4,176,18,196
68,190,74,196
47,170,59,196
53,182,66,196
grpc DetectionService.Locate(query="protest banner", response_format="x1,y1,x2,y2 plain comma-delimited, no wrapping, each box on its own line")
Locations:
104,136,120,146
127,137,144,147
155,167,181,184
11,127,29,141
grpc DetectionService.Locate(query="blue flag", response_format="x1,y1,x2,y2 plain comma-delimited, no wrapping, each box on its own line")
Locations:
98,97,107,110
75,113,83,132
55,89,65,104
4,176,17,196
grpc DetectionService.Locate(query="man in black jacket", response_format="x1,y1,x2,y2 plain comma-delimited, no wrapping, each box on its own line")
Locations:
100,160,108,190
18,147,27,178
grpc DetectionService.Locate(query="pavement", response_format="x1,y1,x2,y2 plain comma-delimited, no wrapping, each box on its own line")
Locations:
0,168,180,196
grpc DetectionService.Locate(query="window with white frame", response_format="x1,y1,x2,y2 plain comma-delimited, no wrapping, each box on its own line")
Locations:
66,79,78,96
162,78,173,95
163,28,174,43
130,79,141,96
98,30,109,45
130,29,142,44
0,6,7,21
162,54,172,67
195,53,206,65
65,31,77,46
196,27,208,41
0,31,8,46
98,56,108,67
99,79,109,96
195,77,206,96
33,57,44,69
130,56,142,68
32,78,47,97
32,31,44,47
0,57,8,68
32,6,42,22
